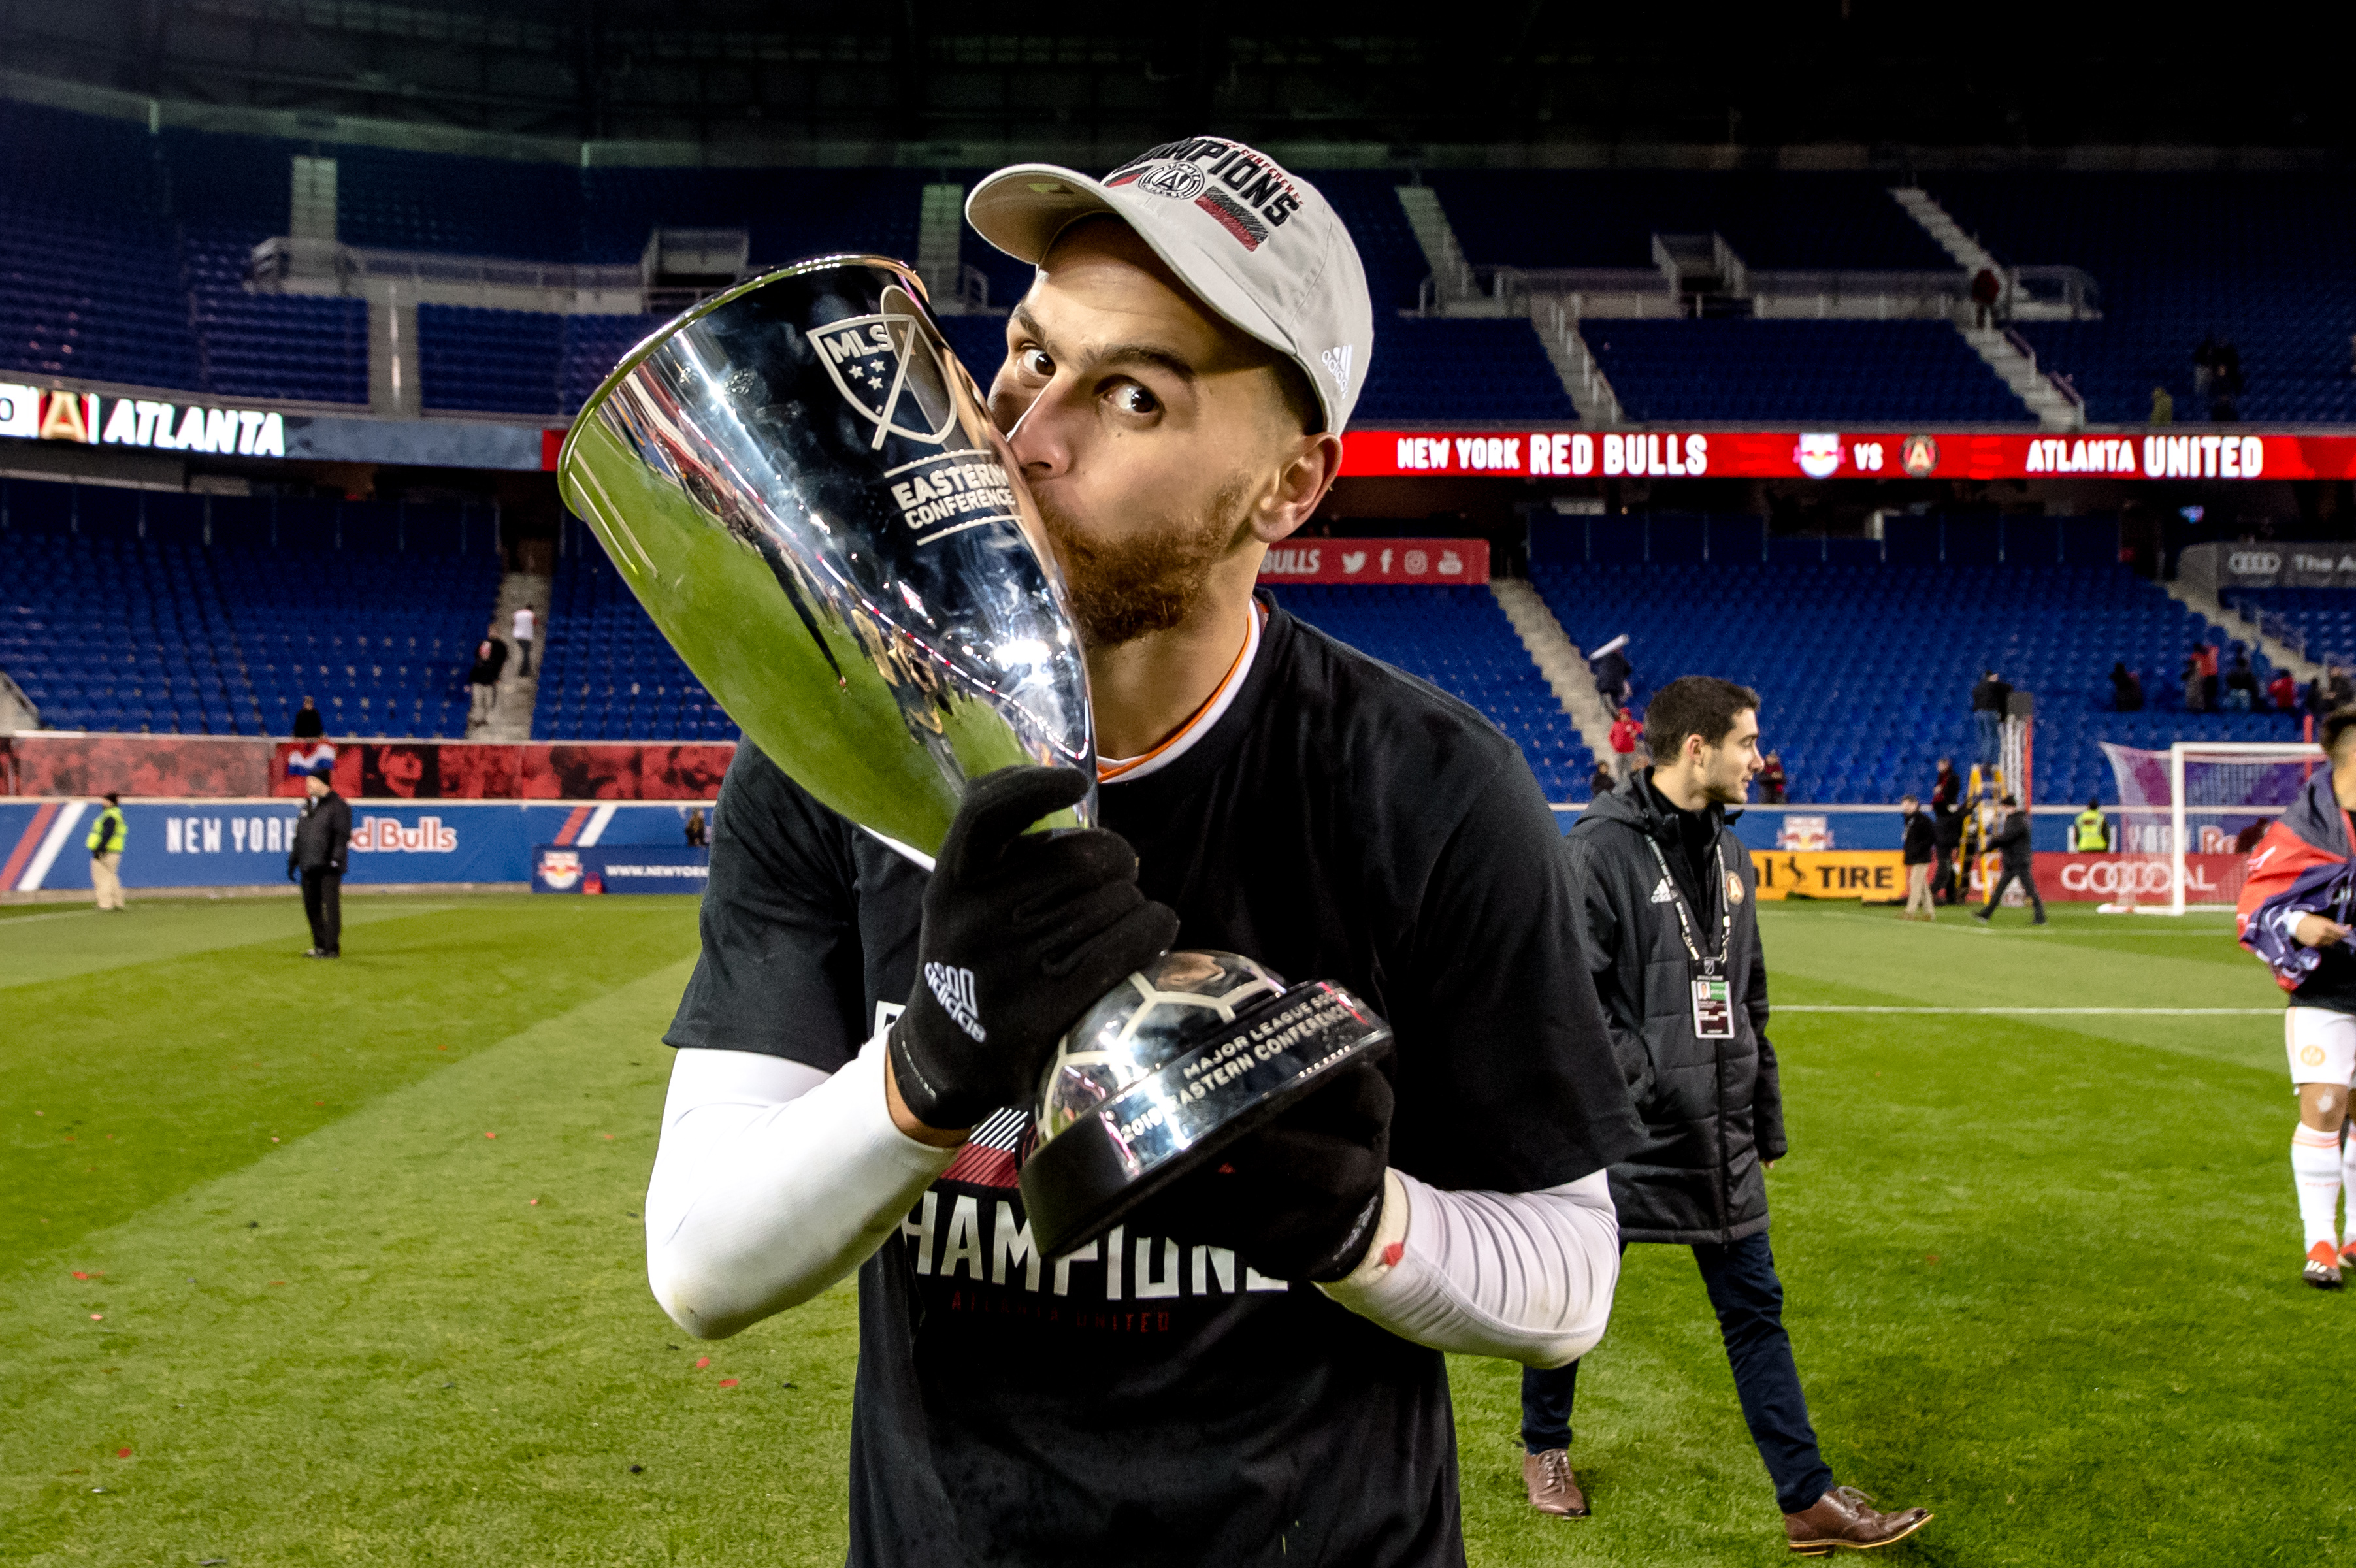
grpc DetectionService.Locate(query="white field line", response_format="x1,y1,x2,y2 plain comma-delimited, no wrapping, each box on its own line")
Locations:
1780,1005,2274,1015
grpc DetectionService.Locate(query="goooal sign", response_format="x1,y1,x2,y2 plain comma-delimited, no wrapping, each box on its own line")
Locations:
1345,430,2356,482
0,383,287,457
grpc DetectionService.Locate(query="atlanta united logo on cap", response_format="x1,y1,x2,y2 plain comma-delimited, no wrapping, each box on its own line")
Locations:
805,285,957,451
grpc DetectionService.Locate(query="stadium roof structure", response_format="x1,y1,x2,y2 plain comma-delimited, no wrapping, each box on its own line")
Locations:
1,3,2348,162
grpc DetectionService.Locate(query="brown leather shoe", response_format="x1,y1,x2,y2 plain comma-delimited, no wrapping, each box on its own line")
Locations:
1522,1448,1588,1517
1784,1485,1931,1554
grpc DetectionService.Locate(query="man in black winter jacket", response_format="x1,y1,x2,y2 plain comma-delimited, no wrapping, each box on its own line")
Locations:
1524,676,1933,1556
1972,792,2045,924
289,770,351,957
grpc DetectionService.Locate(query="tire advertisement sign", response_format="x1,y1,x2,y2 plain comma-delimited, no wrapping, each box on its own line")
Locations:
1748,850,1906,901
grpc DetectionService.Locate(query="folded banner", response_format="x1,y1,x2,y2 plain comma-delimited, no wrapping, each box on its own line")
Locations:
1256,538,1488,585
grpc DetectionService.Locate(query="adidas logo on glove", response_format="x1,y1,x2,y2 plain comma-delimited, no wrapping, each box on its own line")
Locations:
924,962,987,1042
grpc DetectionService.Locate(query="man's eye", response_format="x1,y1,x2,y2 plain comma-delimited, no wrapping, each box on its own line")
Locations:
1110,384,1159,416
1020,348,1053,378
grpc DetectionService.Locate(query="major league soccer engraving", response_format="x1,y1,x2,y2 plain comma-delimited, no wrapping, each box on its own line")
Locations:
557,256,1390,1263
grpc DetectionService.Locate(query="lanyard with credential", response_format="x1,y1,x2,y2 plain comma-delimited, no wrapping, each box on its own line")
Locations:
1645,832,1738,1039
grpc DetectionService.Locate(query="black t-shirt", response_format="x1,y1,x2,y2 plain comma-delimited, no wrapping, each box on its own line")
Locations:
664,603,1641,1568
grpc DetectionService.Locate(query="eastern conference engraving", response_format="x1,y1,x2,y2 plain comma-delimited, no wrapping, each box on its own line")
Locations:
889,454,1020,539
1107,988,1365,1148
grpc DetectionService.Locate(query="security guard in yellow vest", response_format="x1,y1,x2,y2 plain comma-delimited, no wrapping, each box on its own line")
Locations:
2073,799,2108,853
87,791,127,910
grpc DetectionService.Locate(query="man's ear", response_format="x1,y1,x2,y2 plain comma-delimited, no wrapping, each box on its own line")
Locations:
1249,432,1344,546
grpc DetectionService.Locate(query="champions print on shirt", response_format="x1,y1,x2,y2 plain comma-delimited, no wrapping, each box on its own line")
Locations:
909,1104,1292,1335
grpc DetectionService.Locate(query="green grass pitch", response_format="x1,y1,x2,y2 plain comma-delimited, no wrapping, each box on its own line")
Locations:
1,892,2341,1564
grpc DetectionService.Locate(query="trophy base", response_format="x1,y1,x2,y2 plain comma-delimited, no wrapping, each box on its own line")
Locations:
1017,980,1393,1260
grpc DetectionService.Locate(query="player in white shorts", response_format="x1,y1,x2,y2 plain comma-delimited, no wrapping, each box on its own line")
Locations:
2236,706,2356,1289
2285,1005,2356,1288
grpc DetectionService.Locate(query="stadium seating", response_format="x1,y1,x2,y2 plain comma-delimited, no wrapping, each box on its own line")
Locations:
1584,319,2032,425
185,235,370,406
1430,171,1957,272
1353,319,1579,425
1531,519,2295,806
532,548,740,743
1268,584,1594,800
2217,587,2356,670
1930,172,2356,425
0,476,496,738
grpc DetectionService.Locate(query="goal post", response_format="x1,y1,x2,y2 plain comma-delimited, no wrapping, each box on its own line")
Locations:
2097,740,2324,915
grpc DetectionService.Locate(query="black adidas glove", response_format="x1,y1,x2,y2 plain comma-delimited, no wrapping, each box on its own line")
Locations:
889,766,1179,1131
1176,1060,1395,1283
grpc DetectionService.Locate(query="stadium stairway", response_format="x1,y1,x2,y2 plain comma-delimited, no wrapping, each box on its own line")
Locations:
2167,576,2319,683
1957,323,2083,429
1488,580,1617,758
472,568,552,743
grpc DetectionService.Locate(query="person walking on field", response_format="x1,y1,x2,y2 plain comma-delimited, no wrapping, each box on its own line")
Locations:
1900,794,1937,921
1531,676,1933,1554
1972,794,2045,925
87,791,127,911
289,769,350,958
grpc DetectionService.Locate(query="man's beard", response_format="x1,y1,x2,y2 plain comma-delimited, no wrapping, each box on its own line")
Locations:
1036,478,1253,649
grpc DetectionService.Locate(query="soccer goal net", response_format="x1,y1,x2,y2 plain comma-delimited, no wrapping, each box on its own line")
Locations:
2096,740,2324,914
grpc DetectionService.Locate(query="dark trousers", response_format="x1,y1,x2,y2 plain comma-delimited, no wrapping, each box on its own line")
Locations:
1520,1230,1834,1516
1933,845,1959,902
1979,864,2044,918
1974,710,2001,767
517,638,533,677
301,868,342,953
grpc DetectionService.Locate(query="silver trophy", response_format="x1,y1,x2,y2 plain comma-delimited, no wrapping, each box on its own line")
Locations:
558,256,1389,1258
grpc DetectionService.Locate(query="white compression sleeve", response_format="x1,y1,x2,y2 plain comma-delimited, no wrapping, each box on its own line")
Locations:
644,1031,955,1340
1317,1168,1620,1369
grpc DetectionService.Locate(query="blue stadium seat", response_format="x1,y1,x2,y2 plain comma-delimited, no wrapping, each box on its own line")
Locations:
1529,525,2295,806
0,476,497,738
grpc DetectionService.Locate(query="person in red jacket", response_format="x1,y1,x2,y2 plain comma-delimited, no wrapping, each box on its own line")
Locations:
1607,707,1641,785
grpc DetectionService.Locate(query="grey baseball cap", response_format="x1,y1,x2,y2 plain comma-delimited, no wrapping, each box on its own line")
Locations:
965,136,1375,435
